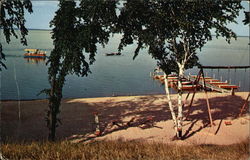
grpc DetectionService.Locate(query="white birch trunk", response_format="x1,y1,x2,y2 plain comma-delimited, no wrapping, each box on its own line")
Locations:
176,64,184,138
164,73,177,132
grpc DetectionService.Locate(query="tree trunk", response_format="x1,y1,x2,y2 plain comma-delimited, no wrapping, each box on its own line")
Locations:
164,73,177,133
48,106,57,141
48,77,56,141
176,65,184,139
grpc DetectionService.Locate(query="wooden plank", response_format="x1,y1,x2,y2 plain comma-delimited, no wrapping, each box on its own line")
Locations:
186,75,231,93
182,85,200,90
218,85,239,89
168,79,178,82
204,79,220,82
168,74,177,77
181,81,192,85
191,75,212,79
24,48,38,52
167,80,192,85
167,77,178,79
207,82,228,85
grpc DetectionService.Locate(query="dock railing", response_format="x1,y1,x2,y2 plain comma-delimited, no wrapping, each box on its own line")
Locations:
199,65,250,69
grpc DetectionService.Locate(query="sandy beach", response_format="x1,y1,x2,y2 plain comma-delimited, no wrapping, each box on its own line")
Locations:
1,92,249,145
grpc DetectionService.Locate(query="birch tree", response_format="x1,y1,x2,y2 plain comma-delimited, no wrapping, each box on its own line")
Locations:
116,0,242,138
46,0,117,141
45,0,242,141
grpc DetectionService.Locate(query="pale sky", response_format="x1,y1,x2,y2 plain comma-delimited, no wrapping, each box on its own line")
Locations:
25,1,249,36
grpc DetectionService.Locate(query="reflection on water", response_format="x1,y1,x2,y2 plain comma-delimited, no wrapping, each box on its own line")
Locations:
24,57,46,64
1,30,249,100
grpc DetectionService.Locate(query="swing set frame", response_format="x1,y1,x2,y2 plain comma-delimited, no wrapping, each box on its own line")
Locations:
184,65,250,127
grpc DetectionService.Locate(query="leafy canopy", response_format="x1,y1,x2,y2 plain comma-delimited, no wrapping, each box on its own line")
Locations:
0,0,32,70
116,0,242,74
46,0,118,141
45,0,242,140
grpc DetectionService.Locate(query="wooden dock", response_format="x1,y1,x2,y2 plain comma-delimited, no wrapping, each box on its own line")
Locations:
152,74,239,94
187,75,234,93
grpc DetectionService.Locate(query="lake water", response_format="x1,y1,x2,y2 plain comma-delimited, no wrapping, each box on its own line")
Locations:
1,30,249,100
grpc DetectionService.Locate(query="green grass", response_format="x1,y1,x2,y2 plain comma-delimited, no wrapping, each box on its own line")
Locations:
1,139,249,160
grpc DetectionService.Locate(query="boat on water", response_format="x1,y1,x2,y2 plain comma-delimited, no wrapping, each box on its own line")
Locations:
24,49,46,58
105,52,121,56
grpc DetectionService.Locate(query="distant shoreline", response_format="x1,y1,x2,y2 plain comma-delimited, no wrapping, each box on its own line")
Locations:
25,29,250,37
0,28,52,31
1,28,249,37
28,28,52,31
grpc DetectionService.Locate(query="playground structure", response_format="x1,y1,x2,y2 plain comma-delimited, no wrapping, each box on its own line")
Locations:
152,65,250,127
75,65,249,140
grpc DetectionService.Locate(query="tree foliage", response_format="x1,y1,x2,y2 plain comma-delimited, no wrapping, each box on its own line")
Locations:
47,0,118,141
116,0,242,138
46,0,243,140
117,1,242,73
243,11,250,25
0,0,32,70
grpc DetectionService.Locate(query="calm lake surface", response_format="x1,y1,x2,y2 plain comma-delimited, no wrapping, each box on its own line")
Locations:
1,30,249,100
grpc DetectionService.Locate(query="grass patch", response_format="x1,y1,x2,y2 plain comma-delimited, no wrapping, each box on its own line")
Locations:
1,139,249,160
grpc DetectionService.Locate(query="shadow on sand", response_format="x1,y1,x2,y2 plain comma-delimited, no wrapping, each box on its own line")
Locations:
1,93,249,143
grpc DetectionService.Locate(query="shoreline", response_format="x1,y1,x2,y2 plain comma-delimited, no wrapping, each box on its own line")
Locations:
0,92,167,102
1,91,249,102
1,92,249,145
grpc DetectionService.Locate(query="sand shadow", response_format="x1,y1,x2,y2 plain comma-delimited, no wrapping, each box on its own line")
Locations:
181,94,249,139
1,95,172,143
1,93,248,143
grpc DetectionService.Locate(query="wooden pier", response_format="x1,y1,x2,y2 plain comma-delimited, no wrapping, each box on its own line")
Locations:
152,74,239,94
151,65,249,94
187,75,235,94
